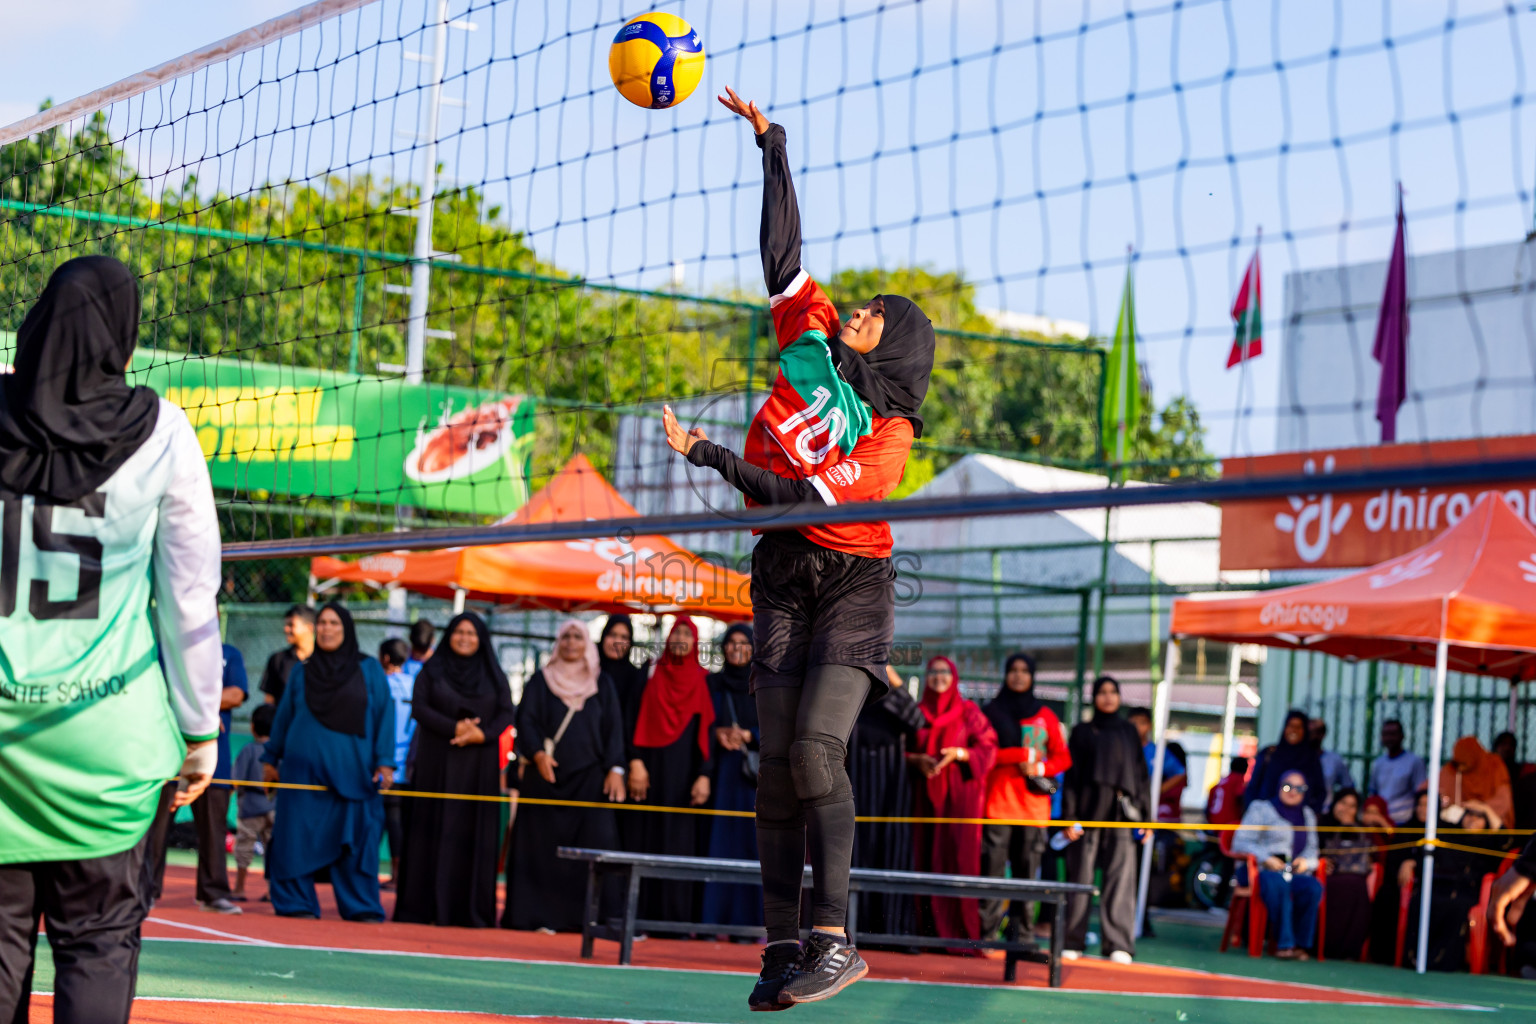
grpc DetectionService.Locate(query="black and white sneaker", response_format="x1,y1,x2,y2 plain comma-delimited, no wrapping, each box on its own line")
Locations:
748,941,801,1012
779,932,868,1005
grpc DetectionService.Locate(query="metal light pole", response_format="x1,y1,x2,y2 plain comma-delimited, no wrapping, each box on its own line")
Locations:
403,0,449,384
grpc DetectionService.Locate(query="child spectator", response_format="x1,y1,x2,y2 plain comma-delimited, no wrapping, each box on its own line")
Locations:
379,637,415,888
231,704,277,901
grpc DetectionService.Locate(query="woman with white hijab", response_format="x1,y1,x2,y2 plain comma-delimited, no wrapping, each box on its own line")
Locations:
502,618,628,932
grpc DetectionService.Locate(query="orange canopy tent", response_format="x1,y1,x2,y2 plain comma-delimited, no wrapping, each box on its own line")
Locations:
1167,492,1536,972
311,454,751,621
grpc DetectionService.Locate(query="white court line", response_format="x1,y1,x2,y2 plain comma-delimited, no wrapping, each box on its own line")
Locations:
136,934,1491,1012
31,992,728,1024
145,916,280,946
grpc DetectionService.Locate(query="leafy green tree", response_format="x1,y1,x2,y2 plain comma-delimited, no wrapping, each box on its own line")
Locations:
0,120,1208,546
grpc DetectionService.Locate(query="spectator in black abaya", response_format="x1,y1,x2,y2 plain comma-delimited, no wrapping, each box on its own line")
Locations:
1401,799,1512,971
394,613,515,928
1062,676,1150,962
702,622,762,928
599,614,648,845
1244,709,1326,814
1369,786,1429,964
503,619,627,932
599,614,649,723
626,617,714,928
848,666,926,939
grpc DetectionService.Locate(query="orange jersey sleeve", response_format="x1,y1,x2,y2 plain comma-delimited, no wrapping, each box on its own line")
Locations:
769,271,841,351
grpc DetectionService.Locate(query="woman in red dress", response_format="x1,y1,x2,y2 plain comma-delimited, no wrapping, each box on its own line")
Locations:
909,656,999,946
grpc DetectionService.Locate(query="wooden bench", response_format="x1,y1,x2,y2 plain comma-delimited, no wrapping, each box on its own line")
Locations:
557,847,1096,987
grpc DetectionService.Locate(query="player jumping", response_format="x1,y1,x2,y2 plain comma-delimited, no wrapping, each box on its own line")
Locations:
662,87,935,1011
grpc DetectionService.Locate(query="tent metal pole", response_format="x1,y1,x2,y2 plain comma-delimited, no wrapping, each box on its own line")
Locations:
1135,639,1179,938
1416,637,1449,974
1222,645,1240,767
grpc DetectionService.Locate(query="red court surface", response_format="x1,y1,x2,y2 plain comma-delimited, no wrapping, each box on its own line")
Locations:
28,998,635,1024
120,866,1464,1011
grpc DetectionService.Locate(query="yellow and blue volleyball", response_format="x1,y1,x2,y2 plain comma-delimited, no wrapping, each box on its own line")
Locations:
608,13,705,110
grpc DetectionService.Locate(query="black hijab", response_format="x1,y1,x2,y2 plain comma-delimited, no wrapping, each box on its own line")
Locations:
985,651,1042,749
712,622,753,695
427,612,508,699
1252,709,1326,808
303,602,368,737
598,613,646,689
0,256,160,502
1074,675,1145,802
828,293,936,437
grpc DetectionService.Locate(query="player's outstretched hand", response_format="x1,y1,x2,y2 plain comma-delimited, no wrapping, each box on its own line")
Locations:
662,405,706,455
718,86,768,134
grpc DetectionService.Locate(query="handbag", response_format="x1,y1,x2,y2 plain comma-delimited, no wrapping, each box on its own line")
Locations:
723,692,760,787
518,704,577,781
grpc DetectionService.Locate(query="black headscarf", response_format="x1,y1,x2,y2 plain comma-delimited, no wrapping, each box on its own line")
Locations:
427,612,508,698
828,293,936,437
1074,675,1145,804
303,602,368,737
713,621,753,694
598,613,646,691
1249,708,1326,810
0,256,160,502
984,651,1042,749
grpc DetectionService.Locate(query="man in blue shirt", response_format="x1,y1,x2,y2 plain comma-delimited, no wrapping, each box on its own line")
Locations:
1309,718,1356,812
1370,719,1427,824
1127,706,1187,810
190,644,248,914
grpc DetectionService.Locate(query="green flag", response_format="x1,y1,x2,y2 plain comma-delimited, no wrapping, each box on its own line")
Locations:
1101,263,1140,462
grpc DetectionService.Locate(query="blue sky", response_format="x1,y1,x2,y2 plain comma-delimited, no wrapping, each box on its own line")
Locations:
2,0,1533,459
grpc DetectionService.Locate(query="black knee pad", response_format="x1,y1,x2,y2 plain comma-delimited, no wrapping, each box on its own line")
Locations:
790,737,851,806
756,758,800,825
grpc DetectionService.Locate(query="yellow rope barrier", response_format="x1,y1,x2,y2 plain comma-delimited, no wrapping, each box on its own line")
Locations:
204,777,1533,852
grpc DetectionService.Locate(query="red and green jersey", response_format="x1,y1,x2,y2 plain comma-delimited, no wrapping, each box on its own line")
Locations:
743,271,914,559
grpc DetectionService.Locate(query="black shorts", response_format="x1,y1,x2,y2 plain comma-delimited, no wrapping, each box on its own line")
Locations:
749,531,895,692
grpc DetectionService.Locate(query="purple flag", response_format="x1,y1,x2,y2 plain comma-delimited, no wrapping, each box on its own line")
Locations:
1373,189,1409,442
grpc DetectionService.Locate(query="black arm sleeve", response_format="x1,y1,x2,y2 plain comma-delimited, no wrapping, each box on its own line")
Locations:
756,124,803,297
686,439,825,508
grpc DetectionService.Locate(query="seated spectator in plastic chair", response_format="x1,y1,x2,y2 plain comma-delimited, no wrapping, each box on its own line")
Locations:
1232,769,1322,960
1207,756,1250,906
1319,787,1377,960
1439,736,1512,831
1400,799,1511,972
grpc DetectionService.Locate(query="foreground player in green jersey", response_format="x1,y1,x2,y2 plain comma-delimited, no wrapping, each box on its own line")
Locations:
0,257,224,1024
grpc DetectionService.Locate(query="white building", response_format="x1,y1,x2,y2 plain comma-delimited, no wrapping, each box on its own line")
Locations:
1276,236,1536,451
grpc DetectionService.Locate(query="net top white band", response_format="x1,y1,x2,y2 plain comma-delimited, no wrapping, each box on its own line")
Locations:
0,0,377,149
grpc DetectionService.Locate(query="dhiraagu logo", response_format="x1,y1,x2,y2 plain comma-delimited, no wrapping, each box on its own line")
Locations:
1273,456,1352,563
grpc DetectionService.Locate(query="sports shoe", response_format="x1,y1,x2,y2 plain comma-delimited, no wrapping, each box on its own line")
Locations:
1108,950,1133,965
197,897,243,915
748,941,800,1012
779,932,868,1005
1061,949,1083,961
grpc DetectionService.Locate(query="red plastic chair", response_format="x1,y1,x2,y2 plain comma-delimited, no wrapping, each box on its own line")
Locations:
1468,853,1520,976
1217,832,1265,957
1358,861,1384,963
1312,857,1331,961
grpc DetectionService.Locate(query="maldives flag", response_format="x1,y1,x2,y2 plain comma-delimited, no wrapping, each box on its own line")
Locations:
1226,248,1262,368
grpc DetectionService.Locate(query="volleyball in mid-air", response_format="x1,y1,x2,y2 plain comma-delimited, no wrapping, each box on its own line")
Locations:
608,13,705,110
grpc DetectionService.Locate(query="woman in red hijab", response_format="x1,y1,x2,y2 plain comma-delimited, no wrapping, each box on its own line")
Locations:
908,656,999,947
626,617,715,928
